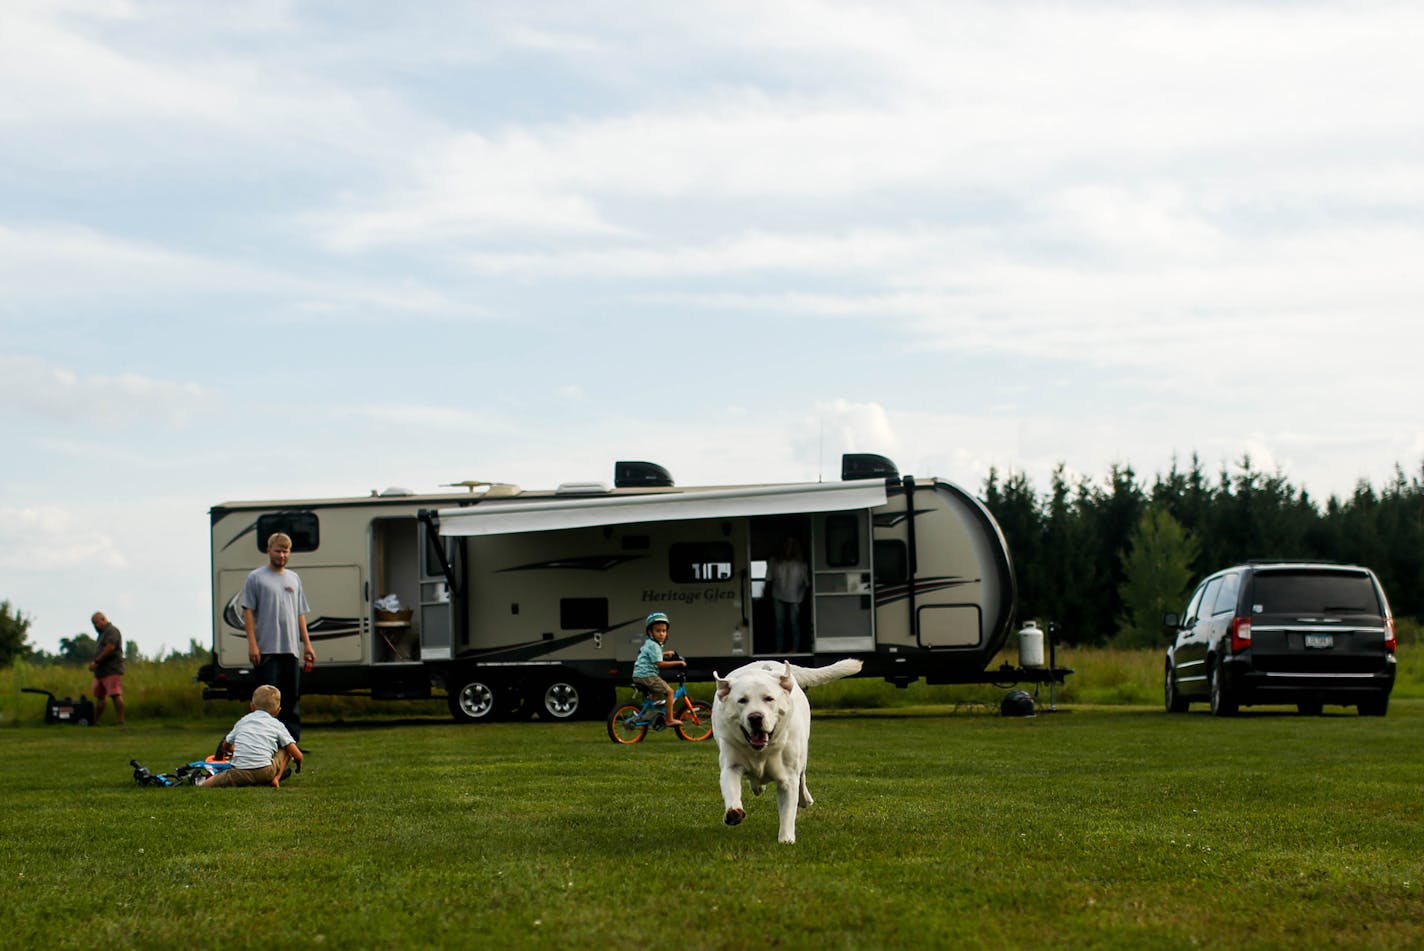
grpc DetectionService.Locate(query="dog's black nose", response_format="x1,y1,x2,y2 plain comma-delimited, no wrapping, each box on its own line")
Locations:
748,712,763,728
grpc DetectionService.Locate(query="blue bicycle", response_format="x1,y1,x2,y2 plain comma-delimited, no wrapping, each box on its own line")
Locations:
606,664,713,744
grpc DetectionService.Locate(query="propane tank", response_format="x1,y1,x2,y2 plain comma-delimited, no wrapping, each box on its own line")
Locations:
1018,621,1045,668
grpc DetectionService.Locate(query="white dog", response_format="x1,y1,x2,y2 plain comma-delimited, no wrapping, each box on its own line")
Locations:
712,658,862,844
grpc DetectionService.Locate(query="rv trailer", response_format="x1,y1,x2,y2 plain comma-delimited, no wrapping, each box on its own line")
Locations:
199,454,1065,721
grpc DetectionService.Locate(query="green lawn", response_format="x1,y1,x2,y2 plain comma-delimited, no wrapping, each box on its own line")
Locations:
4,703,1423,949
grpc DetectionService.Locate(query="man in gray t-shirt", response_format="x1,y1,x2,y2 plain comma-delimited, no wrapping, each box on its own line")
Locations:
241,532,316,742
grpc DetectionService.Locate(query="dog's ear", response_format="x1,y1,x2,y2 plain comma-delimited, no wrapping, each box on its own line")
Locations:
779,661,795,694
715,673,730,700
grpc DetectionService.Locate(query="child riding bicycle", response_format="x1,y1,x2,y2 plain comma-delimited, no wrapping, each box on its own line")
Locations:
633,612,686,726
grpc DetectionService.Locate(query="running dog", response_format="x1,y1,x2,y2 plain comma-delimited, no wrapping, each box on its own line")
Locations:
712,658,862,844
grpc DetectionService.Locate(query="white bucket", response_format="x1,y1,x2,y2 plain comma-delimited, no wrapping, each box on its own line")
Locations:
1018,622,1045,668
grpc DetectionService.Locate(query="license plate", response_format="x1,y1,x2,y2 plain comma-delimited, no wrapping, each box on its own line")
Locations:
1305,633,1334,649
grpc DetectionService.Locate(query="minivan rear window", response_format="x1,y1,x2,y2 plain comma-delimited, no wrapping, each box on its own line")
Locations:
1251,572,1379,615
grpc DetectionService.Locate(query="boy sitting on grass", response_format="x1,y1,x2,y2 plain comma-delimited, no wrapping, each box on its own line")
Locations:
200,684,304,788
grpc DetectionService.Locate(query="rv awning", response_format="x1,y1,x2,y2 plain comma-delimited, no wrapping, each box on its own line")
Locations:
436,480,888,538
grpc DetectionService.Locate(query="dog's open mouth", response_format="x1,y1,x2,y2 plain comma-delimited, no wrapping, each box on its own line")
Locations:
742,726,772,750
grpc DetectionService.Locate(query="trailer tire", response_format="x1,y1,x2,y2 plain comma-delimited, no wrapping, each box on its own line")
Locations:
528,676,582,720
534,678,579,720
447,675,502,723
528,676,615,721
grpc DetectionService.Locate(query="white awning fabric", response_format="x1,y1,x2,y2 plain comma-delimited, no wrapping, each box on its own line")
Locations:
436,480,888,537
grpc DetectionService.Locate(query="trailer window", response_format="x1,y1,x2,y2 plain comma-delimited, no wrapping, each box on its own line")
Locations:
256,512,319,553
669,542,734,584
750,559,769,599
824,514,859,568
874,540,908,585
560,597,609,630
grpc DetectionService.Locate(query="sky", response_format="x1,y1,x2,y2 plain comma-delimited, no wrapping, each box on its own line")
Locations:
3,0,1423,658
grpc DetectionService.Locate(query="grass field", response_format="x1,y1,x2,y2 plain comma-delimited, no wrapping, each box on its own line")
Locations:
4,698,1423,949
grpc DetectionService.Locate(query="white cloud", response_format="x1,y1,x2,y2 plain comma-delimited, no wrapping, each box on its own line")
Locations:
300,3,1424,250
336,402,518,435
463,228,950,279
0,0,416,165
0,355,208,427
0,223,464,319
0,505,126,571
802,399,901,467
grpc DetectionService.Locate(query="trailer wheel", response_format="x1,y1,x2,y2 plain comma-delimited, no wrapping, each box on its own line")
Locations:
448,676,501,723
530,677,615,721
533,677,586,721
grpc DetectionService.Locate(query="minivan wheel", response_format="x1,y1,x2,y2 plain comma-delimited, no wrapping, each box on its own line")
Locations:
1358,695,1389,717
1164,663,1189,713
1209,664,1238,717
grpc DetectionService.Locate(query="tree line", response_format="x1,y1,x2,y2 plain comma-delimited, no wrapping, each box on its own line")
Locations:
0,601,208,669
981,455,1424,648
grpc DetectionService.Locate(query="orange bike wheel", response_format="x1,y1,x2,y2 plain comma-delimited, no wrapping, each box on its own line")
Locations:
607,703,649,744
674,699,714,741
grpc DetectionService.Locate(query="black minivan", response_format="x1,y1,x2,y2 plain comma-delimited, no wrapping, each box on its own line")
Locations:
1164,561,1396,716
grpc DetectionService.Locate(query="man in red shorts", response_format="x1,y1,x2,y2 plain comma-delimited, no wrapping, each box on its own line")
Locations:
88,611,126,727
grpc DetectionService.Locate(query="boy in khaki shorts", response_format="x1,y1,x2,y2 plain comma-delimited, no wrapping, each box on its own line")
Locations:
200,685,304,788
632,612,687,726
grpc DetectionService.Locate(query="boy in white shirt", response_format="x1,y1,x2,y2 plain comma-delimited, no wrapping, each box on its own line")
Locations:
200,684,304,788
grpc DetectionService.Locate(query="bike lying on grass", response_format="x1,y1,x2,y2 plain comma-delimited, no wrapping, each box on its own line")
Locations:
606,662,714,744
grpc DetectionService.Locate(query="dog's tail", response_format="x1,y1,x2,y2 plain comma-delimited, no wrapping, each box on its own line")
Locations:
789,658,863,690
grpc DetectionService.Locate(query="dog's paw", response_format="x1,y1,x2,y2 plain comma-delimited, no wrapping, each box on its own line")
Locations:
724,807,746,826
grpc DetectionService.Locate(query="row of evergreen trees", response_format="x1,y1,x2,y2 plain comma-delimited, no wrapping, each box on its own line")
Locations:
980,456,1424,648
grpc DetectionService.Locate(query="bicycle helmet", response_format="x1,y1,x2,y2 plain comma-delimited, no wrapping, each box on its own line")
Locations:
645,611,670,632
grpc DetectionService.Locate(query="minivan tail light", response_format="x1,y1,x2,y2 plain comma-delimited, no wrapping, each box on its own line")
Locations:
1231,617,1252,653
1385,617,1396,653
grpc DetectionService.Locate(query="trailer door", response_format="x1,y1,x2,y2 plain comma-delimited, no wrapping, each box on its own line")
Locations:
418,520,458,661
811,510,875,652
219,565,365,666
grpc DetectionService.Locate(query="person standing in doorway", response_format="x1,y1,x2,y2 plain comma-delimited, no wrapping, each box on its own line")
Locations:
242,532,316,744
768,536,810,654
88,611,126,727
